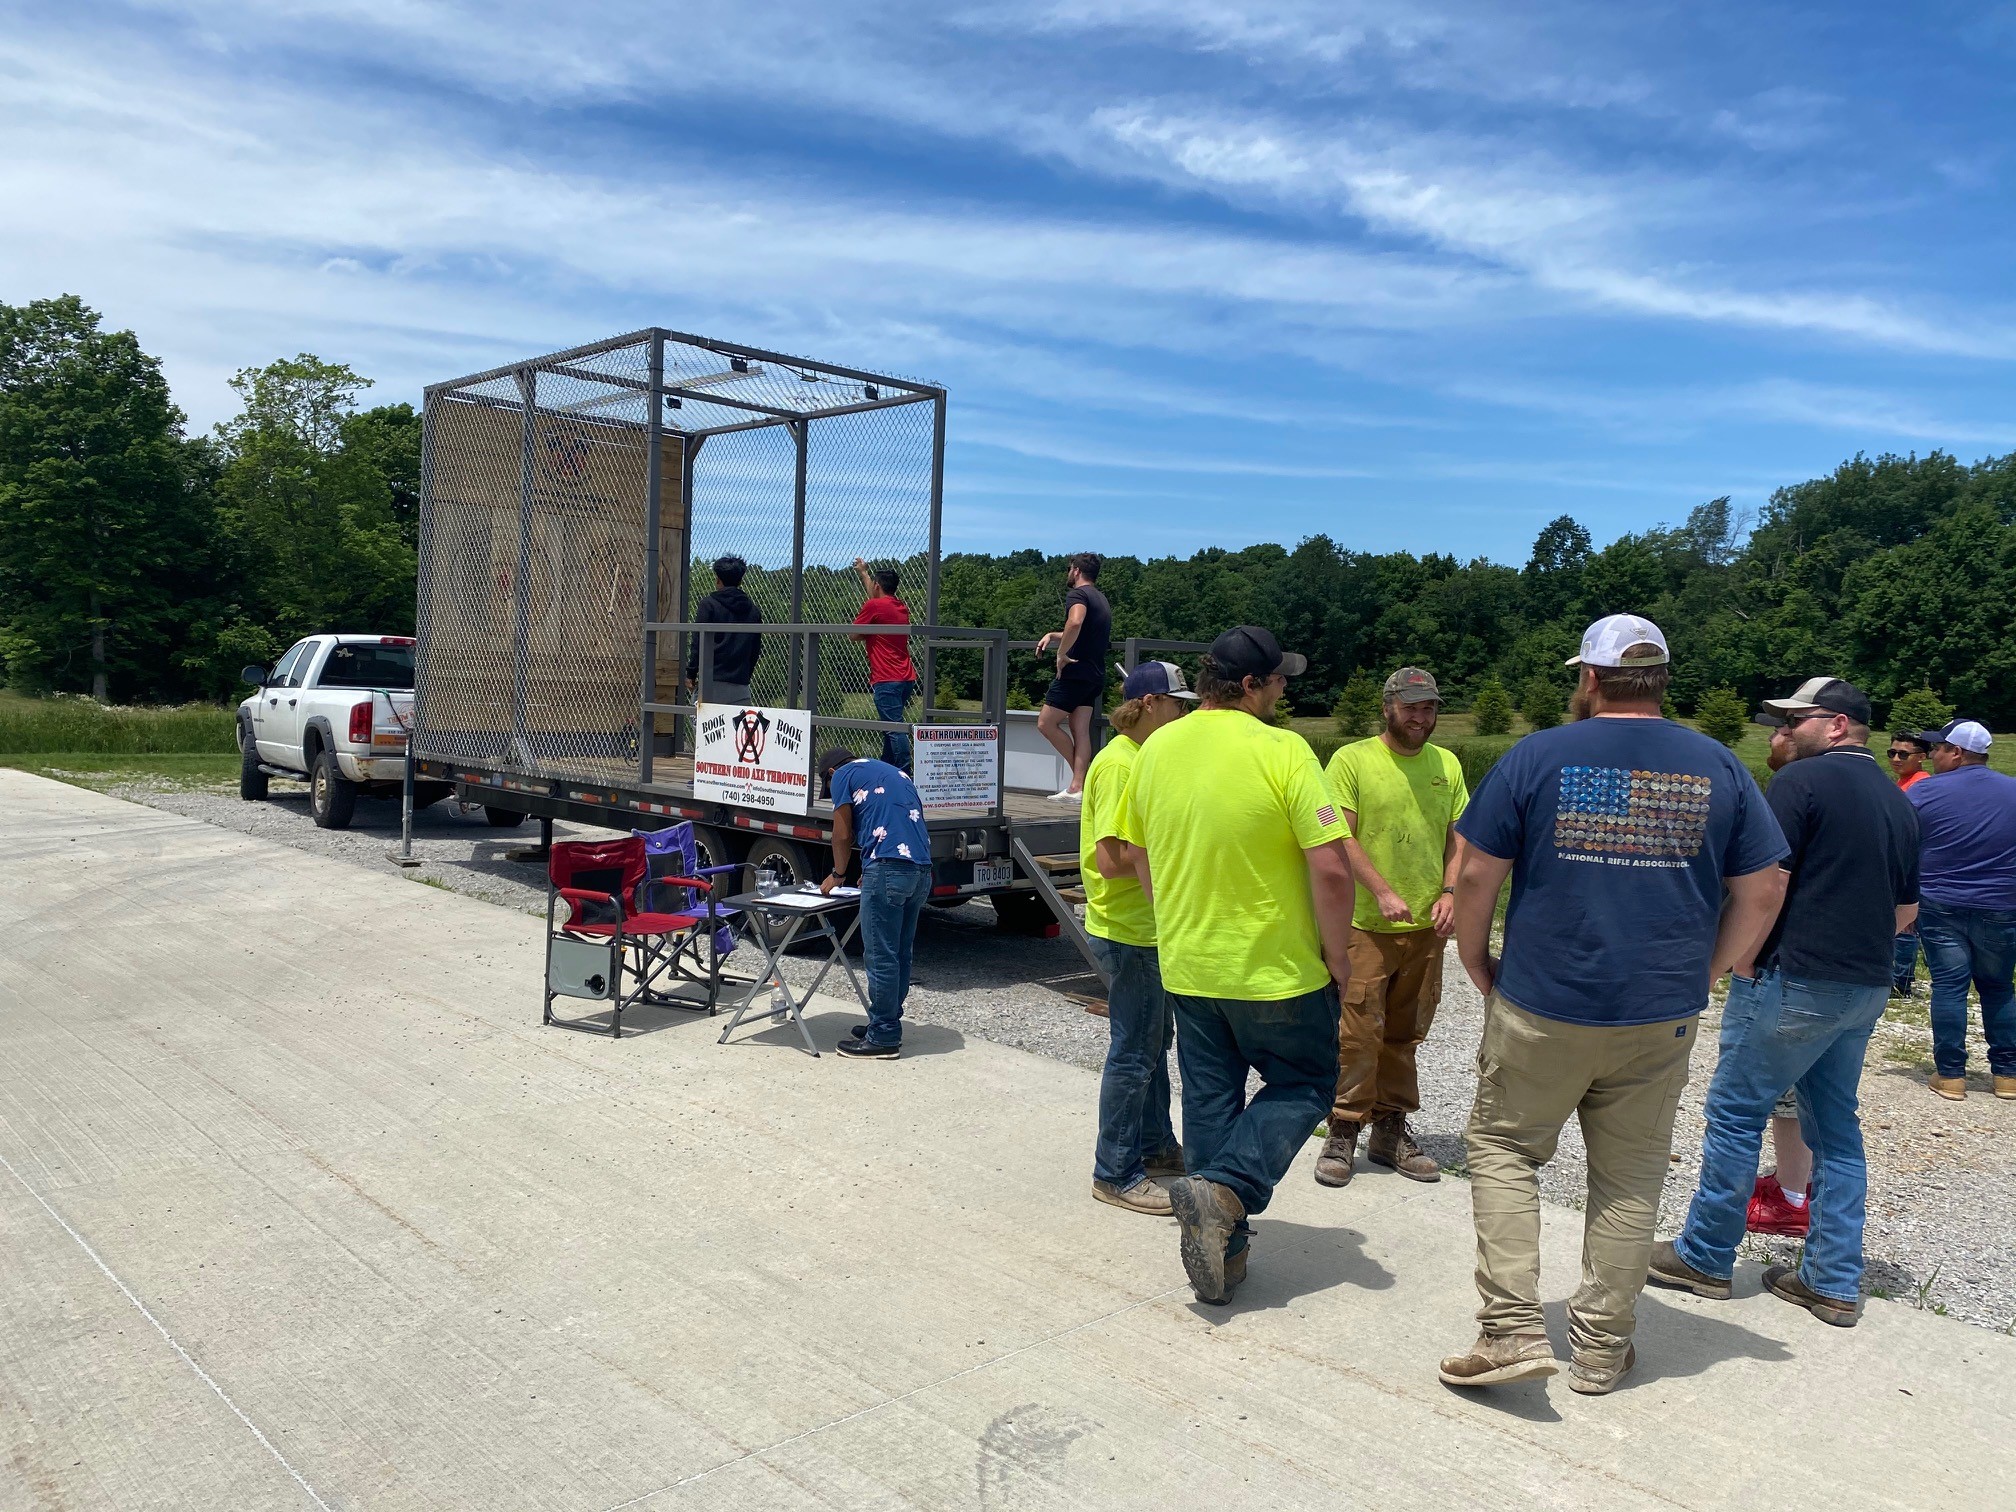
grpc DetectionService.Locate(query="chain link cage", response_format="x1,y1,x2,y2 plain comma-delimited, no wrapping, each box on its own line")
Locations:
414,328,943,784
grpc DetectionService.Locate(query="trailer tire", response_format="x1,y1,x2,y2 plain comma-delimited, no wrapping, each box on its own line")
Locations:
990,888,1060,935
238,721,268,801
742,837,827,952
484,806,526,829
309,749,357,830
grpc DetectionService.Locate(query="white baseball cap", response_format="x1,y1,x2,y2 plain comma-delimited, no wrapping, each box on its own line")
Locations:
1930,718,1993,754
1565,614,1670,669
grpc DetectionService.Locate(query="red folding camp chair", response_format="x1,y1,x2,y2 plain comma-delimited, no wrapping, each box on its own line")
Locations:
542,835,723,1037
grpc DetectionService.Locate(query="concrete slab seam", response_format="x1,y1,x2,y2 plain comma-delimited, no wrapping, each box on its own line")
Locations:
596,1282,1193,1511
0,1144,334,1512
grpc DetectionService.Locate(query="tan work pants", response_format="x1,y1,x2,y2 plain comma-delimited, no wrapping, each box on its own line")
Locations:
1330,926,1444,1126
1466,992,1696,1367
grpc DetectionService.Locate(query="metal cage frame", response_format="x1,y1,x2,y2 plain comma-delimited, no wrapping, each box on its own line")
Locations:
413,328,947,788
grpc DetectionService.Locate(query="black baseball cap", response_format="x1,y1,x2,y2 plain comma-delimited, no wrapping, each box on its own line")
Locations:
1761,676,1872,726
818,747,858,798
1208,626,1307,682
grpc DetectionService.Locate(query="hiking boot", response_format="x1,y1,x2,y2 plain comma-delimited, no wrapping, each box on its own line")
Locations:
1168,1176,1243,1303
1144,1144,1187,1179
1747,1175,1811,1238
1092,1177,1173,1216
1314,1122,1359,1187
1929,1075,1967,1101
1199,1237,1249,1307
1367,1113,1440,1182
835,1037,899,1059
1437,1332,1559,1388
1994,1076,2016,1101
1568,1343,1635,1396
1765,1265,1859,1328
1647,1240,1733,1300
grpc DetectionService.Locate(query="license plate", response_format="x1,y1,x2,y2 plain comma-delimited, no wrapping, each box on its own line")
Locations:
972,860,1013,889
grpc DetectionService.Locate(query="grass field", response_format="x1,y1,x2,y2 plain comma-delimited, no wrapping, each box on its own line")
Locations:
0,689,237,754
0,752,240,792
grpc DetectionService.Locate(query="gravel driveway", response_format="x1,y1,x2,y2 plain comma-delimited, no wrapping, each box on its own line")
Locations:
104,773,2016,1332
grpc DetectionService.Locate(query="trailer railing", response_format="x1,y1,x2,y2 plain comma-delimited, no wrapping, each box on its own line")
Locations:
639,620,1010,816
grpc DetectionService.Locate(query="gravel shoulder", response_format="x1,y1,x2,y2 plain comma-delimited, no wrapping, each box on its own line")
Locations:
99,771,2016,1332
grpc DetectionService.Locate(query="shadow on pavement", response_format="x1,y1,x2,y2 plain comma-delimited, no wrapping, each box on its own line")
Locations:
1188,1218,1396,1321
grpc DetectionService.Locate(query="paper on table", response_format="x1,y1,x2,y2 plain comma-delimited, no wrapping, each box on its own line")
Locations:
753,886,859,910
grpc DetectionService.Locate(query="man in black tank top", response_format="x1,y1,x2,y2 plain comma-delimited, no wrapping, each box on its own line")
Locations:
1034,552,1111,801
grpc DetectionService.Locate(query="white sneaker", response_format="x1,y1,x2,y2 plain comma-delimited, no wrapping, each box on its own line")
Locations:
1047,788,1083,803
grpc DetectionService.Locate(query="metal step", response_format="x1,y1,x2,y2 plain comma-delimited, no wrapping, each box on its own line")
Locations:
1009,836,1107,990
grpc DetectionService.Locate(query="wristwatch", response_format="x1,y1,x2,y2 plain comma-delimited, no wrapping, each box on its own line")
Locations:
1441,886,1456,895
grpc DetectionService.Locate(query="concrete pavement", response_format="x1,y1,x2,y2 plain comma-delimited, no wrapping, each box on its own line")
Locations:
0,767,2004,1510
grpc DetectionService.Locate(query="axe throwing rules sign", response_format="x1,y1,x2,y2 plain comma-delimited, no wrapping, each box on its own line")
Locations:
693,703,813,815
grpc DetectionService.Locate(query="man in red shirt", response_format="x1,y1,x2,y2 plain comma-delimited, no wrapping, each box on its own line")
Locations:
1889,732,1932,997
853,559,919,771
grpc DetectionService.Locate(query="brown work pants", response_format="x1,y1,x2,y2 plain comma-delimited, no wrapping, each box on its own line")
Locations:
1466,992,1696,1369
1330,926,1444,1127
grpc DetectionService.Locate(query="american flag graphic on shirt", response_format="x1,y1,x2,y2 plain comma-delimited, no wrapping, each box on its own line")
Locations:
1317,804,1338,827
1554,766,1711,862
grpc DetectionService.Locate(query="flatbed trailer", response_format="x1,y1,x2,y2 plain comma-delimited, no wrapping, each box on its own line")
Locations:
408,327,1114,962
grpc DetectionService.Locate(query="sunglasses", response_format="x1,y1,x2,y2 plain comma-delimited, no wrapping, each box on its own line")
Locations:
1888,749,1917,760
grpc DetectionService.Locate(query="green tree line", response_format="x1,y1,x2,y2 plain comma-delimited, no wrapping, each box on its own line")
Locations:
5,294,2013,727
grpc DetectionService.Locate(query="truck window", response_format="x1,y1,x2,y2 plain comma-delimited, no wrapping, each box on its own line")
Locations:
319,641,416,690
269,641,308,687
285,641,319,689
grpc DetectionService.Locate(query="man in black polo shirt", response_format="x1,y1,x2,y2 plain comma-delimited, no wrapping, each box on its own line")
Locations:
1652,677,1918,1328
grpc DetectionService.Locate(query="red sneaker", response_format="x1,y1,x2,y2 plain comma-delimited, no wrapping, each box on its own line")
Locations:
1747,1175,1810,1237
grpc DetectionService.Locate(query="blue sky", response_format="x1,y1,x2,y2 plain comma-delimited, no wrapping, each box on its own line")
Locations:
4,1,2012,561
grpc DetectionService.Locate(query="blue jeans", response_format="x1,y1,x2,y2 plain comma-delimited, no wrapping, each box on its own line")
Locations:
1170,986,1339,1216
1893,931,1918,994
1675,970,1887,1303
872,680,915,770
859,862,931,1046
1919,899,2016,1077
1087,936,1176,1187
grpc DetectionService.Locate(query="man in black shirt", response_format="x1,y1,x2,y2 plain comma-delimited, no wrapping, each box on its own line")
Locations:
1034,552,1112,801
1651,677,1918,1328
683,554,764,706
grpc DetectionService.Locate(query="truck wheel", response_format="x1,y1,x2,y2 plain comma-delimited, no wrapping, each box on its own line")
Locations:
309,749,358,830
238,722,268,801
483,807,526,829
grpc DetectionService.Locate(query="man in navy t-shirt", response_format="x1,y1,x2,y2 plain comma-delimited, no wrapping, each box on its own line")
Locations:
1438,614,1787,1398
819,752,933,1059
1908,719,2016,1100
1651,678,1917,1330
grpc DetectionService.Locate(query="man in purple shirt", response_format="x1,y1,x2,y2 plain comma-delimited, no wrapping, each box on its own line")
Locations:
1909,719,2016,1101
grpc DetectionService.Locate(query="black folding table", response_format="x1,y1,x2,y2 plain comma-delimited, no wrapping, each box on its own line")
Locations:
714,889,870,1057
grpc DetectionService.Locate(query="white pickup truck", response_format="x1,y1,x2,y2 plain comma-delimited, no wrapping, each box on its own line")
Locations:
236,634,520,832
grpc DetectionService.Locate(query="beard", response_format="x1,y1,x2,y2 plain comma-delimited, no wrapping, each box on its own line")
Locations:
1385,710,1434,751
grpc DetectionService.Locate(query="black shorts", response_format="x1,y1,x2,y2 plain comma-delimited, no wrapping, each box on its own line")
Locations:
1044,663,1105,713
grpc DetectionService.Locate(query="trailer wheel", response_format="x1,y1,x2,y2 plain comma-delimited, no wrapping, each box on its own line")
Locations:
742,837,826,952
990,888,1061,935
238,720,268,801
483,807,526,829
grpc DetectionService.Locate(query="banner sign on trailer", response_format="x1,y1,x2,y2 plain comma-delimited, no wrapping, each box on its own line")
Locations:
912,724,1000,811
694,703,813,815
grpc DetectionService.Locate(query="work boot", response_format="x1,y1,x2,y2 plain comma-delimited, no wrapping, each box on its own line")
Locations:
1647,1239,1733,1300
1568,1343,1636,1396
1200,1234,1250,1308
1367,1113,1440,1182
1765,1265,1859,1328
1929,1075,1967,1101
1437,1332,1559,1388
1168,1176,1243,1303
1994,1076,2016,1102
1144,1144,1187,1178
1313,1122,1359,1187
1091,1177,1173,1216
